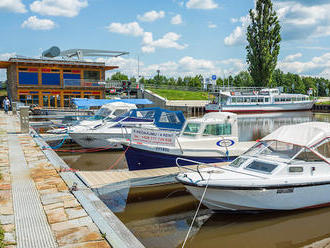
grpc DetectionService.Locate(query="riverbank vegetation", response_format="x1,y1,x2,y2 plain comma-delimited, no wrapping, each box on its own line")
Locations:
0,225,4,248
110,70,330,97
149,88,210,100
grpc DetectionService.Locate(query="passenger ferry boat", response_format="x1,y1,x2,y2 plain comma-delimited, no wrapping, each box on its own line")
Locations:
205,88,315,113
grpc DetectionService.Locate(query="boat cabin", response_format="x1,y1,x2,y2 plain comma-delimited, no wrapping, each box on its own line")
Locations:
228,122,330,176
180,112,238,140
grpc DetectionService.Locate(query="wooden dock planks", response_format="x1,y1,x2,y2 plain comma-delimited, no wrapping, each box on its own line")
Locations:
77,163,229,188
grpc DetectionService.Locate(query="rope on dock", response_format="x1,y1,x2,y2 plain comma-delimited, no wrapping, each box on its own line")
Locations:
181,173,211,248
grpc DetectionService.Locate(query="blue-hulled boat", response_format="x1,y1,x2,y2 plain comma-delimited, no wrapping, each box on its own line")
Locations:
123,112,255,170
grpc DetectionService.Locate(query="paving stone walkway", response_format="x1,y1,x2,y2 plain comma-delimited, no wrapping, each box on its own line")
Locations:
0,112,111,248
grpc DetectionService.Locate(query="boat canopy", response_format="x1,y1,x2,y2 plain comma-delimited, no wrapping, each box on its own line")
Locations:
261,122,330,148
113,107,186,131
72,98,153,109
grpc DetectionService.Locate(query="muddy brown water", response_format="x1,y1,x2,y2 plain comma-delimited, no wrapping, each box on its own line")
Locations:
51,111,330,248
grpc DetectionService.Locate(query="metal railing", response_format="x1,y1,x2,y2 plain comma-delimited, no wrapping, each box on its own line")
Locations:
63,79,105,88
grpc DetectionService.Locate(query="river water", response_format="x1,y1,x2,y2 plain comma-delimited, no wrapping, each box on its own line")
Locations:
58,111,330,248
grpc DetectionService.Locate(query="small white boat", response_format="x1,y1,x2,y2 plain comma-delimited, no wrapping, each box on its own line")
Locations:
48,102,136,134
69,107,185,149
176,122,330,211
123,112,255,170
205,88,315,113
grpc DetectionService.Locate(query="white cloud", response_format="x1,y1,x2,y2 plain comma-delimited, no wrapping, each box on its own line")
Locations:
142,32,188,53
137,10,165,22
0,53,16,61
21,16,56,30
30,0,88,17
171,14,182,25
107,22,144,37
0,0,26,13
97,55,246,79
208,22,217,28
284,53,302,62
186,0,218,9
225,1,330,47
224,14,250,46
277,52,330,79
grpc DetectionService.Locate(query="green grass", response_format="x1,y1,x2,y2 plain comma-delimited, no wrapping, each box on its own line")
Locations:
0,90,7,97
315,101,330,105
0,225,4,248
148,88,211,100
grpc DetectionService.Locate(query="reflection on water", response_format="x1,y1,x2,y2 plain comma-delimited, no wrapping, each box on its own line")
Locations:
57,111,330,248
238,111,329,141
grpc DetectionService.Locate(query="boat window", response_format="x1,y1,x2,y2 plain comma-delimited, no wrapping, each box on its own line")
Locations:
113,109,128,117
229,157,248,168
159,112,180,123
251,97,257,103
237,97,243,103
257,98,264,103
231,98,237,103
295,148,323,162
244,141,301,159
92,108,112,120
289,166,303,173
136,110,155,119
203,123,232,136
316,140,330,158
182,123,201,136
245,160,278,173
265,98,269,102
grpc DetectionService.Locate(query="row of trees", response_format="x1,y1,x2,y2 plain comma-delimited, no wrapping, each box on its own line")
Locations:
109,71,330,96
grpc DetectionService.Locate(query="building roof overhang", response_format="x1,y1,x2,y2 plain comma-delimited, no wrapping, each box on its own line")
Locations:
0,58,118,71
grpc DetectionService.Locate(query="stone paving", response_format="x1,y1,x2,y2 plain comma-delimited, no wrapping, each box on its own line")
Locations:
0,113,111,248
0,118,16,247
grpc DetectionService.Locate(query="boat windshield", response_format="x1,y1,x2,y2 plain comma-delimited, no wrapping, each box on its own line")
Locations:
182,122,201,136
89,108,113,120
244,141,302,160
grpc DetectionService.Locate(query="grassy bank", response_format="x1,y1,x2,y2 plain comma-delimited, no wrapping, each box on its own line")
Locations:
148,88,210,100
315,101,330,105
0,225,4,248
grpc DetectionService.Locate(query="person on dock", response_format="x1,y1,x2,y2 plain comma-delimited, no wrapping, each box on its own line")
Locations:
3,96,10,114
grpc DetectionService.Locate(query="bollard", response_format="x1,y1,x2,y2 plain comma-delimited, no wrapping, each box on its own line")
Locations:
20,106,29,133
12,102,17,115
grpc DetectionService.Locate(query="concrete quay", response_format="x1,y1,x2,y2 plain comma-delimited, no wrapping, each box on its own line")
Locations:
0,111,126,248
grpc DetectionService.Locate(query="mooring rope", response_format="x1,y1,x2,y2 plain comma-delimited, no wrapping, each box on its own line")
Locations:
181,173,211,248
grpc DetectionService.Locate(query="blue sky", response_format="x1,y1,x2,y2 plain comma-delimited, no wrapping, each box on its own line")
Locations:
1,0,330,80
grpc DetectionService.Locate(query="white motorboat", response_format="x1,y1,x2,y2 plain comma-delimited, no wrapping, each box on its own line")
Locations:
205,88,315,113
123,112,255,170
69,107,186,149
48,102,136,134
176,122,330,211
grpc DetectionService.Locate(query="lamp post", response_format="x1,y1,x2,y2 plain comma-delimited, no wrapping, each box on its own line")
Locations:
156,70,160,86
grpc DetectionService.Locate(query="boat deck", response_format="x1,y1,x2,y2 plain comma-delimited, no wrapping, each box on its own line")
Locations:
77,163,228,188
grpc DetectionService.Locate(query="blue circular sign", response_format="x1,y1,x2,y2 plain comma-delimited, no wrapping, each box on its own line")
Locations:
212,75,216,80
216,139,235,147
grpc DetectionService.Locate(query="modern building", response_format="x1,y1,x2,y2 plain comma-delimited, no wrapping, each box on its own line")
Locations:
0,57,118,108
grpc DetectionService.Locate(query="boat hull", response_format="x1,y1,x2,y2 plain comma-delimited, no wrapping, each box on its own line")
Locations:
123,145,236,171
69,132,127,149
205,101,314,113
183,183,330,211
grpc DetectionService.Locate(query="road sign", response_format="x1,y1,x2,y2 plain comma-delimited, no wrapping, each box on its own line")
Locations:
212,75,216,80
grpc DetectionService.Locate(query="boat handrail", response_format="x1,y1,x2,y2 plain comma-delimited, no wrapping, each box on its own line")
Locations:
175,157,204,180
176,136,184,154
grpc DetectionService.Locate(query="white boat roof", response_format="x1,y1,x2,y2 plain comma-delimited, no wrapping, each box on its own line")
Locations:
101,102,137,110
261,122,330,148
189,112,237,123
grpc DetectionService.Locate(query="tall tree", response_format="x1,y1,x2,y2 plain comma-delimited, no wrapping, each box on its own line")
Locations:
246,0,281,87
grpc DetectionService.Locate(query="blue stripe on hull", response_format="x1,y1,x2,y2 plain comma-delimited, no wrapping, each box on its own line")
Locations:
124,145,237,171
